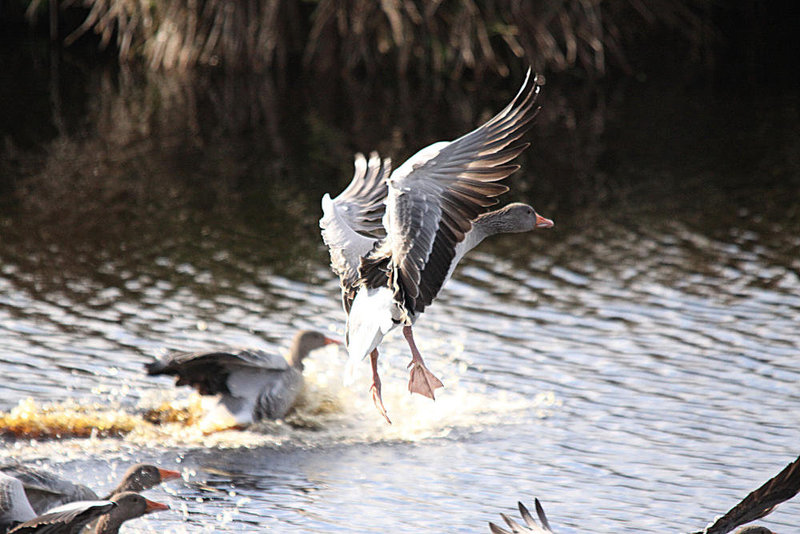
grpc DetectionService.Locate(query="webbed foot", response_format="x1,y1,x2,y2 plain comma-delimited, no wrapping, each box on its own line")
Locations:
407,360,444,400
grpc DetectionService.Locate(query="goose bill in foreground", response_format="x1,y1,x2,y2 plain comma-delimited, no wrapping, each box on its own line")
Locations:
321,69,553,422
8,492,169,534
0,462,180,516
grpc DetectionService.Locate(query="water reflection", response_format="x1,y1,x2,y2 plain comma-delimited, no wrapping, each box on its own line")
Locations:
1,45,800,533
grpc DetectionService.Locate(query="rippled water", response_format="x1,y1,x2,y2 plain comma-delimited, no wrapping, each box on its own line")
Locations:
1,53,799,533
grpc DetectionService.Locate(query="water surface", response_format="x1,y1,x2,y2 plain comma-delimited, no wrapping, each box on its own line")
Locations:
1,50,799,533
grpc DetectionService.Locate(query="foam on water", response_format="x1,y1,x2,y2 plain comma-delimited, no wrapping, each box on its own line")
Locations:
294,334,560,444
0,340,559,459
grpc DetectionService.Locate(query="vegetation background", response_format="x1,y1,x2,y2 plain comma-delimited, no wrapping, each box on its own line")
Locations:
0,0,797,253
0,0,796,81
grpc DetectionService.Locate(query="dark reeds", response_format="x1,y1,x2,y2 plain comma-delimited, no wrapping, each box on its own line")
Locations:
25,0,715,76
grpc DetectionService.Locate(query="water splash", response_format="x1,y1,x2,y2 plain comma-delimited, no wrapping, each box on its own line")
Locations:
294,334,560,444
0,340,559,457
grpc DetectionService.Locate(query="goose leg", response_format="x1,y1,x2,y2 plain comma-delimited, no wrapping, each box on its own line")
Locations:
403,326,444,400
369,349,392,424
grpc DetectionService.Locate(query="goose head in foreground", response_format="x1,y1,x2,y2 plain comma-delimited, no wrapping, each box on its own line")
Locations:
94,492,170,534
7,491,168,534
146,329,340,428
490,453,800,534
0,462,179,515
320,68,553,422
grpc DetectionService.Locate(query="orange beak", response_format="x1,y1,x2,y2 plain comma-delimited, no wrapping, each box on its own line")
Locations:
535,214,554,229
144,498,170,513
157,467,182,482
324,336,343,345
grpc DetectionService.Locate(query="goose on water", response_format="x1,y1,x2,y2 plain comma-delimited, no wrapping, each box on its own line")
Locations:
7,491,169,534
489,454,800,534
320,69,553,422
146,330,340,427
0,463,180,515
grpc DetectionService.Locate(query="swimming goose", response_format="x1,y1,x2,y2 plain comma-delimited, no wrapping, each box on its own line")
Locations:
490,454,800,534
320,69,553,422
8,491,168,534
0,463,180,515
146,330,340,426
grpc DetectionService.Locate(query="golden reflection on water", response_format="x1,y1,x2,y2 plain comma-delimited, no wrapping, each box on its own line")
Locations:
0,398,139,439
0,340,560,452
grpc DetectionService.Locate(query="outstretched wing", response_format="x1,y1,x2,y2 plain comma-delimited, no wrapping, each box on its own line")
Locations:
8,500,114,534
362,69,541,316
145,349,289,395
320,152,391,312
693,454,800,534
0,465,97,515
0,471,36,523
489,499,554,534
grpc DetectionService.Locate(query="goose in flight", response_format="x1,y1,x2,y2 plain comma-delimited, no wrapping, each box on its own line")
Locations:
320,69,553,422
489,453,800,534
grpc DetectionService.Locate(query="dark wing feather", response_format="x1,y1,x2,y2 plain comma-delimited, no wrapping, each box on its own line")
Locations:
320,152,391,312
8,501,115,534
488,500,553,534
533,499,552,532
366,69,541,315
331,151,390,238
693,455,800,534
0,472,35,526
0,465,97,514
146,349,289,396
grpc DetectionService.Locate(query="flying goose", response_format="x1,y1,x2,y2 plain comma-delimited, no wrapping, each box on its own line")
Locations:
320,69,553,422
